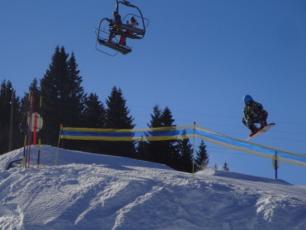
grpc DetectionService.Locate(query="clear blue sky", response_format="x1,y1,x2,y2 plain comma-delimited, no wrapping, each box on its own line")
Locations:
1,0,306,185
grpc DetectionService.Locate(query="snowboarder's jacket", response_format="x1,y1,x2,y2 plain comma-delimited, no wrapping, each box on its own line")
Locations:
244,101,267,122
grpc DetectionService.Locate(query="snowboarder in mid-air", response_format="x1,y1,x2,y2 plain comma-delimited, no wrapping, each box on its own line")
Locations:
242,95,269,136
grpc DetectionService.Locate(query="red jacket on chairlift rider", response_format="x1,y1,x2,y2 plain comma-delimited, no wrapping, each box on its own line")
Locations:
108,11,124,44
119,16,139,46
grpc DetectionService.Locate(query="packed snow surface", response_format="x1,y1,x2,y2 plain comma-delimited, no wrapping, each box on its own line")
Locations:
1,145,306,230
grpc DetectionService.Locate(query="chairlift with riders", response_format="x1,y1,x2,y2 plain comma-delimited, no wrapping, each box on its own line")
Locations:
96,0,148,56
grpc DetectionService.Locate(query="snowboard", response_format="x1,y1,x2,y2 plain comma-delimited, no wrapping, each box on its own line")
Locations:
247,123,275,140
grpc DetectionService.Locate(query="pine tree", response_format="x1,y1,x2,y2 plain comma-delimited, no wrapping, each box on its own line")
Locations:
160,107,174,127
83,93,105,128
105,87,135,157
0,81,21,154
223,162,230,172
29,78,41,111
80,93,106,153
135,139,148,160
40,47,84,146
149,105,163,127
0,80,10,153
160,107,180,168
195,140,209,171
146,106,180,168
20,79,41,138
177,132,194,172
40,47,68,145
146,105,164,162
66,52,85,123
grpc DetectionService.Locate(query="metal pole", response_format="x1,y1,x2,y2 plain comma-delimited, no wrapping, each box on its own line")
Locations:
33,113,38,145
192,121,196,174
23,135,27,168
37,138,42,168
27,91,34,168
55,124,63,165
37,149,41,168
115,0,119,12
274,151,278,180
8,91,14,151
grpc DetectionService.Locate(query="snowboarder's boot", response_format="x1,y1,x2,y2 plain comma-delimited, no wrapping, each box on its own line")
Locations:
260,121,267,129
249,124,258,136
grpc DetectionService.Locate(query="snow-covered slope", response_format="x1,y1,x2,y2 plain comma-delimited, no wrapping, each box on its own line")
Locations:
1,146,306,230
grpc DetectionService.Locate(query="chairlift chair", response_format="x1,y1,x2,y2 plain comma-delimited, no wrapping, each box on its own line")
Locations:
96,0,148,55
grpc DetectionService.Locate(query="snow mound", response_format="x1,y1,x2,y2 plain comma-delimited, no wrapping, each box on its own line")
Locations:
0,145,170,171
1,146,306,230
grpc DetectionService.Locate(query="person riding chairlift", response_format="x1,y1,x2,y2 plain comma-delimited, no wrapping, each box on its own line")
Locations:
108,11,126,46
118,16,139,46
129,16,139,28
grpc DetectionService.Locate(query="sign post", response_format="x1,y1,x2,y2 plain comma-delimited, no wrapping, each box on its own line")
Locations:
28,112,43,145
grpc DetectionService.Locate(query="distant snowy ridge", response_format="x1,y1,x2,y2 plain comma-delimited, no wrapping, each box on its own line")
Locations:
1,146,306,230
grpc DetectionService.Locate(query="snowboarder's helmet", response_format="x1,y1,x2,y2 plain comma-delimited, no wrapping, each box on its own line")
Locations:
244,95,253,104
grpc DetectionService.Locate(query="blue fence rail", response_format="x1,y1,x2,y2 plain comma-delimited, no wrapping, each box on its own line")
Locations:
59,125,306,167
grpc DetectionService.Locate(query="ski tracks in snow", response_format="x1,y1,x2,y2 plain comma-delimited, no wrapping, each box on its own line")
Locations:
1,146,306,230
0,203,24,230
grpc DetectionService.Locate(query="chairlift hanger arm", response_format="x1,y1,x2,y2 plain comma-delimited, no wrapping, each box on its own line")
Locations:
116,0,134,8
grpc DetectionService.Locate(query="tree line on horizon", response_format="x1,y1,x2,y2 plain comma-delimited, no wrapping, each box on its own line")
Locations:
0,46,209,173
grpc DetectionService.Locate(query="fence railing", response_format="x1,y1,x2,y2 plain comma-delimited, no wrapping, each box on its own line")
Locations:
59,124,306,168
